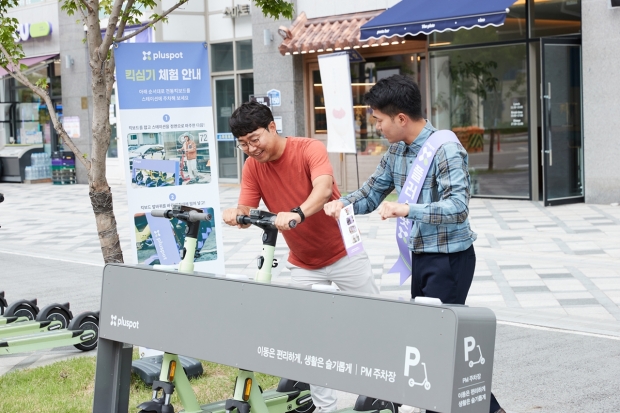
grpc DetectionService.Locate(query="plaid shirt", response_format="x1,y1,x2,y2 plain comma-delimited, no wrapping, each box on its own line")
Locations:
342,121,477,254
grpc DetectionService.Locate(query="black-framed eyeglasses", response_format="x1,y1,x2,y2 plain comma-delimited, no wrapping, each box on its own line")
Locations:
235,128,267,151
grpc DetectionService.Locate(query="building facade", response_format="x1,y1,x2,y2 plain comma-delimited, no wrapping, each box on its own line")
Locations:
264,0,612,205
2,0,619,206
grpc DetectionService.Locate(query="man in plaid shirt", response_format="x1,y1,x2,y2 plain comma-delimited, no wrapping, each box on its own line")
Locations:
324,75,504,413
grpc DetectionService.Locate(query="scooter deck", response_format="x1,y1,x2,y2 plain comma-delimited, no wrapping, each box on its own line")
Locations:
191,388,312,413
194,394,389,413
0,328,96,354
0,319,62,339
0,316,29,326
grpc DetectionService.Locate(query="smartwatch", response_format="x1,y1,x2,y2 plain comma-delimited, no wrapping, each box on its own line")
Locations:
290,206,305,223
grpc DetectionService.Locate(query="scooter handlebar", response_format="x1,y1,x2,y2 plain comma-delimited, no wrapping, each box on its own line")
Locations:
151,209,212,222
150,209,168,218
236,215,297,229
188,210,212,222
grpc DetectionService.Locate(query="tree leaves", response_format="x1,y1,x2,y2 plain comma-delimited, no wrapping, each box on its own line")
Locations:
253,0,294,20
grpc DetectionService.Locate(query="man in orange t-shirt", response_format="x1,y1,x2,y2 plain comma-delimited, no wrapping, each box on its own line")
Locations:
222,101,378,412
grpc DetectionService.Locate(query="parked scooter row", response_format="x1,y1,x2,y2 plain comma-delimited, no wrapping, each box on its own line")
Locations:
0,291,99,355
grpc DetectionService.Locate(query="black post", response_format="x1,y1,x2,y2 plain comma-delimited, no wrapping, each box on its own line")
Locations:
92,338,133,413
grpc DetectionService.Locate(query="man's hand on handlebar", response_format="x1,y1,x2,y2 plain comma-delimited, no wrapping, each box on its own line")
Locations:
275,211,300,231
223,207,251,228
323,200,345,219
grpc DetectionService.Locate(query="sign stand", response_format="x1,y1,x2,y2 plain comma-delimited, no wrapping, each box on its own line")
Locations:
93,264,497,413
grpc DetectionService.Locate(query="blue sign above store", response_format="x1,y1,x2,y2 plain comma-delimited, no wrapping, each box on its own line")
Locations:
359,0,517,40
115,43,211,110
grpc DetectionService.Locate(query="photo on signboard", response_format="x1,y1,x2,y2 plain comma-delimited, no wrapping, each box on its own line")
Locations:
128,130,212,188
134,207,218,265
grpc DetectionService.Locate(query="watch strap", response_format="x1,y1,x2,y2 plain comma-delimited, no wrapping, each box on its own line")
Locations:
291,207,305,223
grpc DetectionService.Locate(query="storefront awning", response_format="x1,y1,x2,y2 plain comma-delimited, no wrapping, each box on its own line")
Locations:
278,10,399,56
0,53,58,78
360,0,518,41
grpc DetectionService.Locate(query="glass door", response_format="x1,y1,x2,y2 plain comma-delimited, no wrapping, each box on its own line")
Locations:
541,38,584,206
214,77,238,181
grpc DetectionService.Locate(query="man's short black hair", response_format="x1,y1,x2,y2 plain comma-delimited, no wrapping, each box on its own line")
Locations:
229,101,274,138
364,74,423,120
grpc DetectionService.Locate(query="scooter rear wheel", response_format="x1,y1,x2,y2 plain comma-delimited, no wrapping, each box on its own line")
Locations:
43,308,72,329
73,315,99,351
10,304,37,320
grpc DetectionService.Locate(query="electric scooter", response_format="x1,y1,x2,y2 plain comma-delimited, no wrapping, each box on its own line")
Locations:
137,207,397,413
137,206,315,413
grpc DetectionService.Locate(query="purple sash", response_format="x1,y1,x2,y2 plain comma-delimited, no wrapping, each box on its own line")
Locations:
389,130,460,285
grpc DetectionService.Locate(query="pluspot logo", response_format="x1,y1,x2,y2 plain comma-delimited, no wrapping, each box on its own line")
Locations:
418,146,434,166
110,314,140,330
142,51,152,60
153,51,184,61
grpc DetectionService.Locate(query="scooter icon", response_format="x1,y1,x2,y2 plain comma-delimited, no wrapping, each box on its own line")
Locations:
468,345,485,368
407,362,431,390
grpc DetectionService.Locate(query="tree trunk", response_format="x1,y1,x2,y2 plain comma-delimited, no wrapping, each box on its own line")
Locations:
86,18,124,264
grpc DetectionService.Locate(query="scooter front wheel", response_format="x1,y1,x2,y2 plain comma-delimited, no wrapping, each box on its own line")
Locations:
293,398,315,413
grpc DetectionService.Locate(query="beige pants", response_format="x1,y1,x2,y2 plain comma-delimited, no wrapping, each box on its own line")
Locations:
287,251,379,411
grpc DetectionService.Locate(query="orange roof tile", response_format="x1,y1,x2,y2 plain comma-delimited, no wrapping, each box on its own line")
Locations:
278,10,397,56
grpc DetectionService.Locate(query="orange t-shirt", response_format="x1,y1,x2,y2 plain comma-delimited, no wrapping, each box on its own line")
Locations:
183,140,197,160
238,137,346,269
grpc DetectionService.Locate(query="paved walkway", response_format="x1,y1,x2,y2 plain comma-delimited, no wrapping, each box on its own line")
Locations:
2,182,620,381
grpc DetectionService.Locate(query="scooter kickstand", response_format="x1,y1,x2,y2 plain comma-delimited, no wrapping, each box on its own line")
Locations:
137,380,176,413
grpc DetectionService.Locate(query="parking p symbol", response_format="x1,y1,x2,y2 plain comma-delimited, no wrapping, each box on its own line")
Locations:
464,337,475,362
404,346,420,376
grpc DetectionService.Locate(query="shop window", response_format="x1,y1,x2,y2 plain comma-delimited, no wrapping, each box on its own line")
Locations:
1,61,62,150
236,40,253,70
430,44,529,198
531,0,581,38
312,53,426,157
211,42,234,72
430,3,526,47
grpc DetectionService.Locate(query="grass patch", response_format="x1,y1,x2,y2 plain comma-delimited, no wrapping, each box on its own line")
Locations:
0,351,279,412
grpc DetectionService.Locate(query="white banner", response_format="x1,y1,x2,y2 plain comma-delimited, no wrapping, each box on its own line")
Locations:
115,42,225,275
318,53,356,154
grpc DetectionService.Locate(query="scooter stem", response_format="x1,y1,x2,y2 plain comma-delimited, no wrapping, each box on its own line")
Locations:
255,225,278,283
179,237,197,274
256,245,275,283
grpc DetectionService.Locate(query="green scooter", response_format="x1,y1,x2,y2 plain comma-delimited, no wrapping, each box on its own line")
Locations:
138,206,396,413
138,206,313,413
